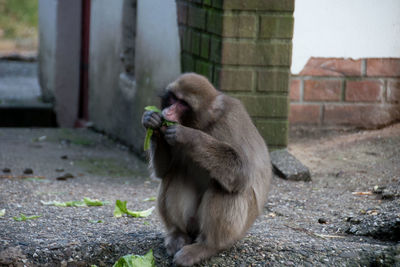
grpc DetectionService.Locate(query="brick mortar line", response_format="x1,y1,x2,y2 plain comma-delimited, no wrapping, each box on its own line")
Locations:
292,75,400,79
251,116,289,121
290,102,397,106
230,92,289,97
252,71,258,92
341,79,346,102
361,59,367,76
255,9,261,39
221,38,292,43
213,65,290,71
299,79,304,103
382,79,388,104
222,10,293,16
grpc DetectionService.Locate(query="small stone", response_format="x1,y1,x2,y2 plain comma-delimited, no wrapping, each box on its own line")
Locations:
2,168,11,173
23,168,33,174
56,173,75,181
270,149,311,181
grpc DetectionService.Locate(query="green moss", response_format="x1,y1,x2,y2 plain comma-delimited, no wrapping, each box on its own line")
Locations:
57,129,95,146
76,157,140,177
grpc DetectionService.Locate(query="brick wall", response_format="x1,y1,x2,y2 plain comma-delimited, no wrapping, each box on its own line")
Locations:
176,0,294,149
290,58,400,128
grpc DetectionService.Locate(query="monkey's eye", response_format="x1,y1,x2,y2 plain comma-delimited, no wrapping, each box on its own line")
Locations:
169,93,178,104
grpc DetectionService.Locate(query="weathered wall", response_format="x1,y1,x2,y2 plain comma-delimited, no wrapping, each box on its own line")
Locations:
176,0,294,149
38,0,82,127
88,0,180,155
38,0,57,102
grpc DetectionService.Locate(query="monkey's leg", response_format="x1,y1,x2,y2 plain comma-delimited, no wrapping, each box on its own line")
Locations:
165,228,192,256
173,190,249,266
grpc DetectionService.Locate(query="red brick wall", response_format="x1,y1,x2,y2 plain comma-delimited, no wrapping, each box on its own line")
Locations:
289,58,400,128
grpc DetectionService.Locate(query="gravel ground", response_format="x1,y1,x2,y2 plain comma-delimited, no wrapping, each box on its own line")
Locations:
0,126,399,266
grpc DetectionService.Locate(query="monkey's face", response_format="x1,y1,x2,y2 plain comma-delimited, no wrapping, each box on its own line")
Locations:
161,90,192,125
161,73,220,129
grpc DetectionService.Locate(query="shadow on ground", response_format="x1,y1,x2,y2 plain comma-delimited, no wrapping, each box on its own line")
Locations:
0,125,399,266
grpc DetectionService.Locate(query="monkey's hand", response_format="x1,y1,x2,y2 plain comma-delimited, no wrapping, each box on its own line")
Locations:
142,111,162,129
164,124,194,146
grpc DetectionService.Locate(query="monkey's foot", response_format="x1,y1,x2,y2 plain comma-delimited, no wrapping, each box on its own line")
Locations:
164,231,191,256
173,243,215,266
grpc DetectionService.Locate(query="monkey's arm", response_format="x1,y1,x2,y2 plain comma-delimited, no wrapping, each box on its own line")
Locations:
165,125,247,193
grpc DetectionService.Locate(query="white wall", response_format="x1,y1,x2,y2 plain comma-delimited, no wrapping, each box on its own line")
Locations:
292,0,400,73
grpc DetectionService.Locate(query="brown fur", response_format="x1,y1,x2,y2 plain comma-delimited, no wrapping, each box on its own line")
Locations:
142,73,271,266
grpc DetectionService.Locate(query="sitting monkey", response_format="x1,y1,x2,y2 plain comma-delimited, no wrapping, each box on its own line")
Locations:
142,73,271,266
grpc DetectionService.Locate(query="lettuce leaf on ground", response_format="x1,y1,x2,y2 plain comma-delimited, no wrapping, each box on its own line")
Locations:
13,213,41,221
113,200,155,218
113,249,155,267
41,197,109,207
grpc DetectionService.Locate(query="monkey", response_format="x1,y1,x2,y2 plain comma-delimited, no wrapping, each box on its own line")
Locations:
142,73,271,266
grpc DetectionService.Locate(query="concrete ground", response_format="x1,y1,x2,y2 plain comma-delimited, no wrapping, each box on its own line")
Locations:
0,125,399,266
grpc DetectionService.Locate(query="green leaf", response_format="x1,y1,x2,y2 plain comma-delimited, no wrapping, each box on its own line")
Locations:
41,198,109,207
0,209,5,217
84,197,108,206
144,106,161,113
142,197,156,202
113,249,155,267
113,200,155,218
163,120,176,127
143,128,153,151
41,200,85,207
89,219,103,223
113,200,127,218
143,105,177,151
13,213,41,221
126,207,155,218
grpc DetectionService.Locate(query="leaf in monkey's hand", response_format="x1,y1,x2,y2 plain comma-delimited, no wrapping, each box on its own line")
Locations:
143,106,161,151
144,128,153,151
144,106,161,113
143,105,177,151
163,120,176,127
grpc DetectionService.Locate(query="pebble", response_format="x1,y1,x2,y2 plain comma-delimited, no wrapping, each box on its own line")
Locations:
23,168,33,174
318,218,327,224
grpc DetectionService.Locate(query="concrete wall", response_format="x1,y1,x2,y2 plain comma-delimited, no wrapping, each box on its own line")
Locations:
89,0,180,155
38,0,82,127
292,0,400,73
38,0,57,102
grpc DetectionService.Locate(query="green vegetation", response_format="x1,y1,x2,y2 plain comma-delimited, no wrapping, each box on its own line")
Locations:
57,128,95,146
76,157,140,177
0,0,38,39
